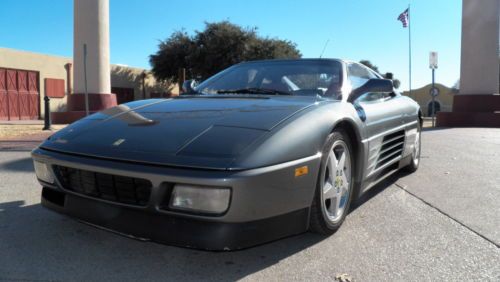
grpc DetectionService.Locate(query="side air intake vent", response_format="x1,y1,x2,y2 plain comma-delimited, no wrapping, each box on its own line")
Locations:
376,130,405,168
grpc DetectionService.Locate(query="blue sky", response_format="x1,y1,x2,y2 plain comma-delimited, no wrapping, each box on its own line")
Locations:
0,0,461,90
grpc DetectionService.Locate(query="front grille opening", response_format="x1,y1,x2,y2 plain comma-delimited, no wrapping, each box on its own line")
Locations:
54,166,152,206
42,187,66,207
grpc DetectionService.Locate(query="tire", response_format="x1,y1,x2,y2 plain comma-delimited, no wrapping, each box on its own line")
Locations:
309,129,354,235
403,121,421,173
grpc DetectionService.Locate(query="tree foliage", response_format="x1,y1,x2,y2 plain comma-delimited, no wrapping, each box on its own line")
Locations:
359,60,401,89
150,21,301,81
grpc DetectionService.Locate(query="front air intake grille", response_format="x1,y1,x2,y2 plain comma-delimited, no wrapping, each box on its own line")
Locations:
376,130,405,168
54,166,152,206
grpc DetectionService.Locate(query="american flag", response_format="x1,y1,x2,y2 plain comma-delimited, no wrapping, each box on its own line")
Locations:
397,8,409,28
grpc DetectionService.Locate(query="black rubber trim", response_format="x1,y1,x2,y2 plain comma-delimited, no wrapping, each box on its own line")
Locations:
41,187,309,251
42,188,65,207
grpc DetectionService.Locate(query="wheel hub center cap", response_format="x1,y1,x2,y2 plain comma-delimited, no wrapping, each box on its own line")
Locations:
334,175,343,188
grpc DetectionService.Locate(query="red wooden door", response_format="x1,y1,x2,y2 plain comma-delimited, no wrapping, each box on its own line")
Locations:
6,70,19,120
0,69,8,120
17,70,30,119
28,71,39,119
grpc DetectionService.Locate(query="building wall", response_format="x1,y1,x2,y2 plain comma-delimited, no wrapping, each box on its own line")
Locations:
111,65,178,101
0,47,71,118
402,84,456,117
0,47,176,119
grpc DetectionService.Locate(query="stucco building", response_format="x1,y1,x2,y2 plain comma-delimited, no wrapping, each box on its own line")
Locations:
0,47,176,123
402,84,457,117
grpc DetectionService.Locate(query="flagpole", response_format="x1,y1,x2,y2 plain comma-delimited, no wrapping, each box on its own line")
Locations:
408,3,412,98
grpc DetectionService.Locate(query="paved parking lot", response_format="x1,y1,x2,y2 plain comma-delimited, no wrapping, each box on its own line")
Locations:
0,128,499,281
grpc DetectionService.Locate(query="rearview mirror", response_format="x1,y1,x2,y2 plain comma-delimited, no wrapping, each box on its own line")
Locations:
181,79,198,94
348,78,394,103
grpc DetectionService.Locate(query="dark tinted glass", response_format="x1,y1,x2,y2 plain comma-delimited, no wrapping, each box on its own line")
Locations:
197,60,343,99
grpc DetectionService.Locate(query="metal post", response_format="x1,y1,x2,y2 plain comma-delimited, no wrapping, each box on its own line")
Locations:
178,68,186,93
408,3,412,98
141,72,146,100
83,44,89,116
431,68,435,127
42,95,52,130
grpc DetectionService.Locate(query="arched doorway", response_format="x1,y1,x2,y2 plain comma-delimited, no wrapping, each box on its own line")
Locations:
428,101,441,116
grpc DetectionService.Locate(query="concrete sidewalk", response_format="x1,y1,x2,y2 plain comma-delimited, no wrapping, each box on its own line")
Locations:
398,127,500,246
0,120,45,125
0,123,66,151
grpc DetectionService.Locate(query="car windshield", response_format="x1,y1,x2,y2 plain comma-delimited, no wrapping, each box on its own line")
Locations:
196,60,343,99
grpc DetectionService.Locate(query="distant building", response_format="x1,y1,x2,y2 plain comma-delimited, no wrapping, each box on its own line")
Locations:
0,47,177,122
402,84,457,117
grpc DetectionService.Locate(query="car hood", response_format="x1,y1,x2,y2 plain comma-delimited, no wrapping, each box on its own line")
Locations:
41,96,318,170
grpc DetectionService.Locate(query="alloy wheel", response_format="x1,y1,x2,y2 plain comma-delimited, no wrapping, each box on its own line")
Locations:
321,140,352,223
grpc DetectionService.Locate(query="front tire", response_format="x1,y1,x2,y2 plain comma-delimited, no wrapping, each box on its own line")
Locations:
404,121,421,173
309,130,354,235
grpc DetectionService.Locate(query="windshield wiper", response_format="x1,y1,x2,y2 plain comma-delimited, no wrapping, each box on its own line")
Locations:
216,88,292,95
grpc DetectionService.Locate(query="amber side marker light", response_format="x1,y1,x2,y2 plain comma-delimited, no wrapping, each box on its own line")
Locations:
295,166,309,177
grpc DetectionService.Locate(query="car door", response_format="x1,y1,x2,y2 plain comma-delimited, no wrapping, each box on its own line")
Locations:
347,63,406,179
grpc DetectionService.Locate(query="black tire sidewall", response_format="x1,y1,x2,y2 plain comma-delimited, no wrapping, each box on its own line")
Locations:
413,122,422,167
405,122,421,172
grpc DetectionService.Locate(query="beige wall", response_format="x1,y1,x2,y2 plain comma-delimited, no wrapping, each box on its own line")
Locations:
111,65,178,101
0,47,175,119
0,47,71,117
402,84,456,116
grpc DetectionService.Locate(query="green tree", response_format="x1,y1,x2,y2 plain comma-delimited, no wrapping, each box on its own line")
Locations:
150,21,301,81
149,31,195,83
359,60,401,89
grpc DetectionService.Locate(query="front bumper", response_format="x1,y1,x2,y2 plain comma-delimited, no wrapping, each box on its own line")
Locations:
33,148,321,250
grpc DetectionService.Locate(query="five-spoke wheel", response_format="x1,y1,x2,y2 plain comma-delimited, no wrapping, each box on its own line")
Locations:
310,129,354,234
322,140,351,223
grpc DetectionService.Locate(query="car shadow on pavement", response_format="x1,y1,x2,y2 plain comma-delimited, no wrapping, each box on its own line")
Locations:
350,172,401,212
0,157,34,172
0,173,401,281
0,199,328,281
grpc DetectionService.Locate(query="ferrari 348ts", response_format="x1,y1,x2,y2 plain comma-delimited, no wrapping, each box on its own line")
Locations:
32,59,422,250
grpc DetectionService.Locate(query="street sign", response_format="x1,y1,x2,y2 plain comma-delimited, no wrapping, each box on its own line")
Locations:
429,51,438,69
429,87,440,97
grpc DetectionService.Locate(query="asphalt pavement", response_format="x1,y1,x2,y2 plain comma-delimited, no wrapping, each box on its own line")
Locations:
0,128,499,281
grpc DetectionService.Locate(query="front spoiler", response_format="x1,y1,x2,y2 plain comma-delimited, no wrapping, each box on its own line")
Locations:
42,187,309,251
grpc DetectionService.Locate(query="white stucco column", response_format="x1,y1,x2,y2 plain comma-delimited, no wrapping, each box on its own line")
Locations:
437,0,500,127
459,0,499,95
73,0,111,94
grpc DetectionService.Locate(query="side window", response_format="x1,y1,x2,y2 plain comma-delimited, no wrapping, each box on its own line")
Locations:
349,63,389,103
348,63,375,89
357,92,385,103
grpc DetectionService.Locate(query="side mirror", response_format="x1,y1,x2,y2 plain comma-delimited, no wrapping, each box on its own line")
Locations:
348,78,394,103
181,79,198,94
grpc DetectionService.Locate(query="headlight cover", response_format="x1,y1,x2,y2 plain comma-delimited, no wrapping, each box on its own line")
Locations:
33,161,54,184
169,184,231,215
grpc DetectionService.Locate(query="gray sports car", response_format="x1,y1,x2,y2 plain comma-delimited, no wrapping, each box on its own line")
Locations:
32,59,421,250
